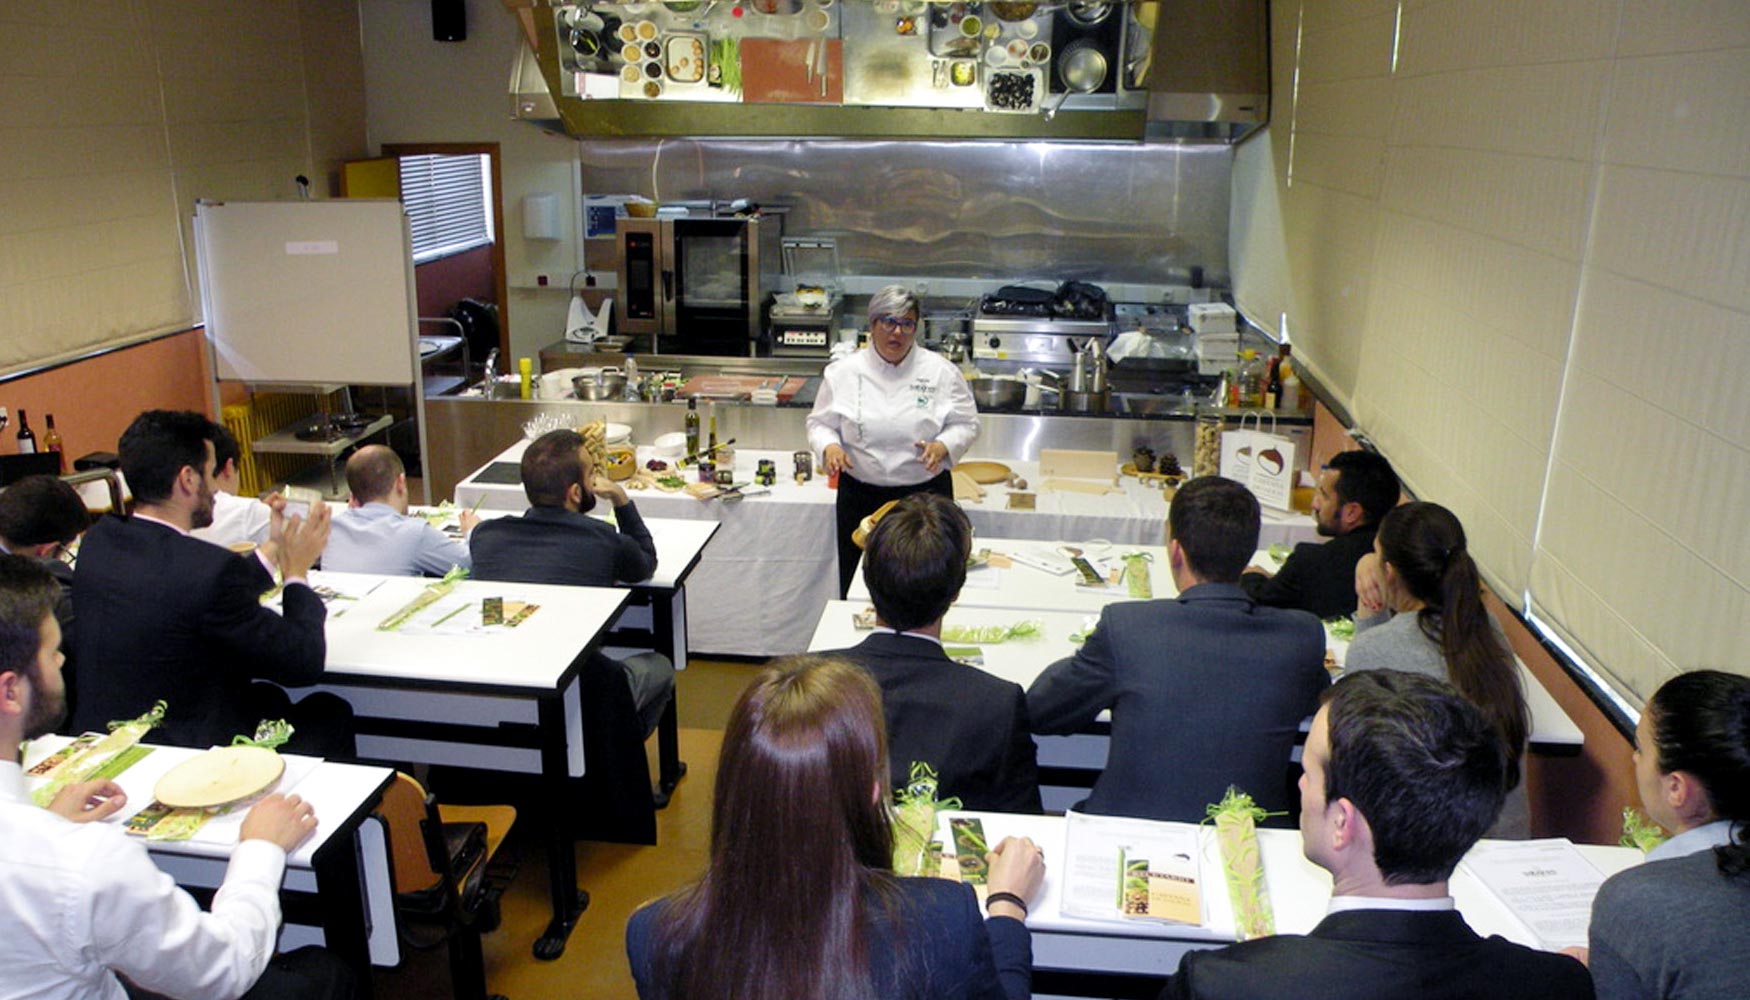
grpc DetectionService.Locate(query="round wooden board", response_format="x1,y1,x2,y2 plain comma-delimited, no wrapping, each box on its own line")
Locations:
154,746,285,810
956,461,1013,484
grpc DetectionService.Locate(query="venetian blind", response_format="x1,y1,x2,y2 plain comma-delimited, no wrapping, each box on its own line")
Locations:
398,154,494,264
1249,1,1749,708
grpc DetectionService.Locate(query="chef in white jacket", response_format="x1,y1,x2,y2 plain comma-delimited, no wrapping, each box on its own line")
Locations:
807,285,980,596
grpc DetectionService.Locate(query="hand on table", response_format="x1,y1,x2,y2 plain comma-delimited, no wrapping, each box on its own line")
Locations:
592,475,631,508
822,444,853,475
240,793,319,853
985,835,1046,920
1354,552,1387,617
47,779,128,823
916,440,949,474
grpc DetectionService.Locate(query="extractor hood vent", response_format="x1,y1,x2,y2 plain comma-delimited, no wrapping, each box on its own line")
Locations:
509,40,562,132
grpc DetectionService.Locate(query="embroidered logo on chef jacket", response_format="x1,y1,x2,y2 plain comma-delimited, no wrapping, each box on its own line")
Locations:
912,379,937,408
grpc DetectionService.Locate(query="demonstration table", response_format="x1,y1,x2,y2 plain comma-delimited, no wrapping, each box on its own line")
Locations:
22,736,396,995
297,571,628,960
454,440,1319,656
936,810,1641,978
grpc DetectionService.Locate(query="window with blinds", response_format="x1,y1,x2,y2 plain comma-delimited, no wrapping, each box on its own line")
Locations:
397,153,494,264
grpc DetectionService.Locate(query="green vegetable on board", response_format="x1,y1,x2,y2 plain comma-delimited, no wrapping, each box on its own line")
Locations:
891,761,962,876
31,701,167,807
233,719,295,750
1122,552,1154,599
939,619,1043,645
1324,616,1356,641
1267,543,1292,565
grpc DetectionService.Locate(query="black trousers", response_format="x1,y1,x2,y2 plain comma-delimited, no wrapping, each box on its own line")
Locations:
834,470,954,598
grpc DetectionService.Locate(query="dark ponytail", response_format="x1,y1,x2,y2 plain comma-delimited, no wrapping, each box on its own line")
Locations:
1648,670,1750,877
1377,503,1530,791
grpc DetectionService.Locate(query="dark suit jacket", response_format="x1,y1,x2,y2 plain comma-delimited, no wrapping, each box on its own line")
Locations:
1026,582,1327,822
830,632,1041,814
627,877,1031,1000
1158,908,1595,1000
468,502,657,586
70,514,327,748
1239,523,1378,620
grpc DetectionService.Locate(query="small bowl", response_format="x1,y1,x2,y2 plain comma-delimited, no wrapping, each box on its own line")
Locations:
618,23,639,43
635,19,658,40
1007,38,1029,59
621,63,642,84
959,14,982,36
1029,41,1050,62
654,432,687,457
1017,19,1039,39
622,42,643,62
625,199,658,217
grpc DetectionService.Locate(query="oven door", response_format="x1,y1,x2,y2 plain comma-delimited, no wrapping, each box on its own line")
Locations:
668,218,755,355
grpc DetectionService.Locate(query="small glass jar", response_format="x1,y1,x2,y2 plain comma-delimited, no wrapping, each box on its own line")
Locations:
792,449,814,482
756,458,777,486
697,459,716,484
714,467,735,486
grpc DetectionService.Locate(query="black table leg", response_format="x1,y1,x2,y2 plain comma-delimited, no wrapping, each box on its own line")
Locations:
312,827,375,1000
534,693,589,961
651,589,688,808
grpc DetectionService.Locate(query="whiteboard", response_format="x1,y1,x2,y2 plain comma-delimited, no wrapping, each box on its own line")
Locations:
195,200,419,385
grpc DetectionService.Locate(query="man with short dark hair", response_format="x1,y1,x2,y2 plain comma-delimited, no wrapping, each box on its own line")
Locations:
190,423,278,550
323,445,475,576
468,428,670,735
824,493,1040,813
1241,449,1400,619
70,410,353,757
0,554,355,1000
1156,670,1593,999
1027,476,1328,822
0,474,87,641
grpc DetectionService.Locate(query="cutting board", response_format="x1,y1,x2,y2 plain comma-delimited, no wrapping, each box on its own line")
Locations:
675,374,810,402
740,39,843,104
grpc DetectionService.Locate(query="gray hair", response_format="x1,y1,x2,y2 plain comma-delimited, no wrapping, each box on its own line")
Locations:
866,285,920,329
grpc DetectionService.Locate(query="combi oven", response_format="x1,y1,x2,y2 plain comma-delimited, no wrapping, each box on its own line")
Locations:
614,212,783,356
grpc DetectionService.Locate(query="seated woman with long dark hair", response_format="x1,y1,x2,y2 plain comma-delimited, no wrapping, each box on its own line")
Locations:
626,655,1046,1000
1585,669,1750,1000
1348,501,1531,837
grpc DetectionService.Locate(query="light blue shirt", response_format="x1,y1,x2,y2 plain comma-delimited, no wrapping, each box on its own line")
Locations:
323,502,471,577
1645,818,1740,863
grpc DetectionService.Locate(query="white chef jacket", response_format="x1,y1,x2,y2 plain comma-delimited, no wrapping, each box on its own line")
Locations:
191,491,273,549
0,760,286,1000
805,345,980,487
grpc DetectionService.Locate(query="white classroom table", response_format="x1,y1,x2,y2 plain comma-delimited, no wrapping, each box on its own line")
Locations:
296,571,628,960
454,439,1318,656
936,810,1641,978
843,542,1583,753
411,507,720,801
22,736,397,991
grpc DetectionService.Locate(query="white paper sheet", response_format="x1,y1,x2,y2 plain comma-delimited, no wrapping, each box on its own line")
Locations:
1060,811,1205,926
1460,839,1605,949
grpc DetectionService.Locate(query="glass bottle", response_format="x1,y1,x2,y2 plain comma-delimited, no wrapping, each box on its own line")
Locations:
1193,412,1223,477
15,410,36,454
684,396,700,460
43,414,64,470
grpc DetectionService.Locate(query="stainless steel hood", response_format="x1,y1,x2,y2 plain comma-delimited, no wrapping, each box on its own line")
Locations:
1142,0,1269,143
509,39,563,132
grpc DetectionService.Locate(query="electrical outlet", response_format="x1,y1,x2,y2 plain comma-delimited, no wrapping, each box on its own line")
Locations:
536,274,549,287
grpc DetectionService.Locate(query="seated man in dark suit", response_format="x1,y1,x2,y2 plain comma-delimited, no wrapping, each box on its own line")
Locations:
0,474,87,645
1240,449,1399,620
70,411,353,757
824,493,1040,813
1158,670,1593,1000
469,428,672,737
1027,476,1328,822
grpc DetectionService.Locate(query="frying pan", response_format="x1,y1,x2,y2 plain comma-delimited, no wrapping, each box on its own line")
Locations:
1042,42,1107,121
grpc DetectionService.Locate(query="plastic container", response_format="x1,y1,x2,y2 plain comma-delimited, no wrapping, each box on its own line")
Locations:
1193,412,1223,478
1236,349,1266,408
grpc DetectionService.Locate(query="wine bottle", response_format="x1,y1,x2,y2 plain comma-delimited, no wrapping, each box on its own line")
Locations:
43,413,64,471
684,396,700,462
15,410,36,454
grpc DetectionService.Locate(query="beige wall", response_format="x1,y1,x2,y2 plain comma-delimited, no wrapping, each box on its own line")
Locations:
0,0,370,377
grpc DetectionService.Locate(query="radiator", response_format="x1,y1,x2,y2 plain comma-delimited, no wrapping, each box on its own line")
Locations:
220,393,328,496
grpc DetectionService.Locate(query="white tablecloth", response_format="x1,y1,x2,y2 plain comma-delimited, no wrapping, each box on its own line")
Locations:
456,441,1319,657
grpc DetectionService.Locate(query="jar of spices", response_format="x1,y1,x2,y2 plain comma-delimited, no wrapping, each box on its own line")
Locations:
792,449,813,482
714,467,735,486
697,459,716,484
755,459,776,486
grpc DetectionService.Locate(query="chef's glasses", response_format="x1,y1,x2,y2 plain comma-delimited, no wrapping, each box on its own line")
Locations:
874,316,919,334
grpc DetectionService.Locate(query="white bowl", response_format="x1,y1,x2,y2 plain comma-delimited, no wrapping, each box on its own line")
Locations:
653,432,687,457
604,422,633,445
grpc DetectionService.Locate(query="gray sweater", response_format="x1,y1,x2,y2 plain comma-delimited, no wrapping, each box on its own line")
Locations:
1344,609,1529,838
1589,847,1750,999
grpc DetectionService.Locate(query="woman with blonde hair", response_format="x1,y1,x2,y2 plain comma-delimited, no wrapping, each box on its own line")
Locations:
626,655,1044,999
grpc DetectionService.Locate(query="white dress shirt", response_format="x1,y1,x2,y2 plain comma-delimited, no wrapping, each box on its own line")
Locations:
1326,894,1456,914
1645,818,1740,864
324,501,472,576
0,761,286,1000
806,345,980,487
191,491,273,549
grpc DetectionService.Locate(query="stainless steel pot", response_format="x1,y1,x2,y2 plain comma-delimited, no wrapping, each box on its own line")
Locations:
969,377,1028,411
1042,42,1108,120
573,372,627,400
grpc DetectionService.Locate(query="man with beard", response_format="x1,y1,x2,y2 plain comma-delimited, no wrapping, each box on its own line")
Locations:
1240,449,1400,620
0,555,356,1000
70,411,352,757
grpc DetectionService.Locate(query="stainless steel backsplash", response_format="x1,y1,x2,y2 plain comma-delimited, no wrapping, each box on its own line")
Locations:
577,139,1232,286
